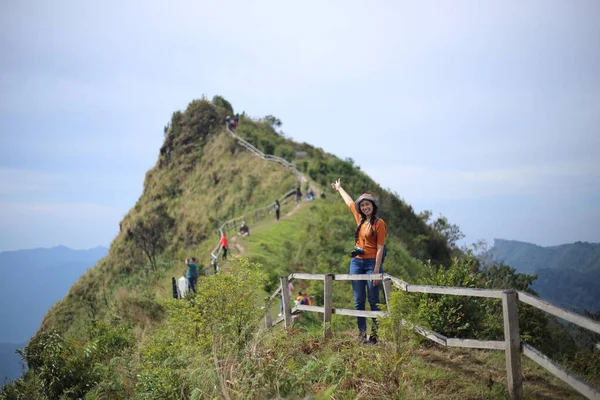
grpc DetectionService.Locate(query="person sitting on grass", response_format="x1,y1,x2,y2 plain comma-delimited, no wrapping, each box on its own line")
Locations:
238,221,250,236
296,291,310,306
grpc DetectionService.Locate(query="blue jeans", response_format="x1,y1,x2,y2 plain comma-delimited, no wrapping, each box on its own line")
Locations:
350,257,382,332
188,276,197,293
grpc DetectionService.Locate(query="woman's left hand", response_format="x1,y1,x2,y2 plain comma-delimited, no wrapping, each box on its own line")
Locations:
373,268,380,286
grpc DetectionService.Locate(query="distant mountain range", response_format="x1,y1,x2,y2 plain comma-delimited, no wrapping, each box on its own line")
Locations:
489,239,600,313
0,245,107,382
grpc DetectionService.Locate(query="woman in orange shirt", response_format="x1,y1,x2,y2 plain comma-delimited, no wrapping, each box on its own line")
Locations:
331,178,387,344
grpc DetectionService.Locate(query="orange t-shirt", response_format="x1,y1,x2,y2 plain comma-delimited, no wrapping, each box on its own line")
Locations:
349,203,387,259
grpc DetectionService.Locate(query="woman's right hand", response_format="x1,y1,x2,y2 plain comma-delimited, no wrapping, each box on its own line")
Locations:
331,178,341,191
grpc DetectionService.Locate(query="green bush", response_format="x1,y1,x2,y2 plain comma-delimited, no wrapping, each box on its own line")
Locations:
274,144,295,161
135,258,268,399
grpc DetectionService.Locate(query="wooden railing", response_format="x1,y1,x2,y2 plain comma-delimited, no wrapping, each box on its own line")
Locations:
265,272,600,400
208,125,308,267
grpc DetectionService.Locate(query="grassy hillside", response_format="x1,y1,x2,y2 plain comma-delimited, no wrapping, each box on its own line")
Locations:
2,97,596,399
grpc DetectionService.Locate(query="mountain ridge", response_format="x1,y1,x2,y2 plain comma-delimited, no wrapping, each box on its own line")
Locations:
3,97,592,399
489,238,600,312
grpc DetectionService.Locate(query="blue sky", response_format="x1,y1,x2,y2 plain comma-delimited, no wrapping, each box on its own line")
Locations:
1,0,599,251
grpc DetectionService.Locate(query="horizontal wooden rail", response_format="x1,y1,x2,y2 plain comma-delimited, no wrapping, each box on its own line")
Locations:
523,344,600,400
334,273,384,281
294,304,386,318
384,274,408,290
290,273,326,281
446,338,505,350
334,308,387,318
268,286,282,302
518,292,600,335
296,304,324,313
406,284,504,298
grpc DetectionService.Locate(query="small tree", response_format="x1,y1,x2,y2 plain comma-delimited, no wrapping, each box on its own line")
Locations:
419,211,465,249
126,204,174,270
263,115,282,129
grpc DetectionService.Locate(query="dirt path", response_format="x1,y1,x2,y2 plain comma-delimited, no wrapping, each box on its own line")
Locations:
225,199,311,261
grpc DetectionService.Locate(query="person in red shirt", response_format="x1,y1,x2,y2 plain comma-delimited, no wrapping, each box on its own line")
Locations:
331,178,387,344
219,233,228,260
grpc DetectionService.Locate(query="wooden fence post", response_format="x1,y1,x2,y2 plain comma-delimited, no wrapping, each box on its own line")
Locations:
281,276,292,329
502,290,523,399
382,278,393,314
323,274,333,339
264,307,272,329
382,278,401,352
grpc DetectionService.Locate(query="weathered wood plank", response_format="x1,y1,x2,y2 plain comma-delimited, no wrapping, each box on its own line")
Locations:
333,308,387,318
383,279,394,314
503,290,524,399
264,312,272,329
280,276,292,330
523,344,600,400
405,321,448,346
295,304,325,313
446,339,505,350
518,292,600,335
384,274,408,290
268,286,282,301
323,274,333,338
290,273,326,281
272,315,283,326
334,273,385,281
406,284,504,298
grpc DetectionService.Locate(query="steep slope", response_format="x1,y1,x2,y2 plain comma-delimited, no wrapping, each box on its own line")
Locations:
38,97,451,339
39,98,297,338
8,97,546,399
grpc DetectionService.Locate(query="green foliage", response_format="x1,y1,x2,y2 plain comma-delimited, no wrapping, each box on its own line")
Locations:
263,114,282,128
417,257,486,338
13,320,134,400
135,258,267,399
211,95,233,117
126,203,175,270
274,143,295,161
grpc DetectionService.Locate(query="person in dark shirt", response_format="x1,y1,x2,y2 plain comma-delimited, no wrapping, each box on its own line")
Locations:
274,200,280,221
238,221,250,236
185,257,199,293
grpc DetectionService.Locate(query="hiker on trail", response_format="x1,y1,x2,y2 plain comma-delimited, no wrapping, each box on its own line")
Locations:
295,185,302,203
307,187,315,201
238,221,250,236
331,178,387,344
185,257,199,293
219,233,228,260
274,200,280,221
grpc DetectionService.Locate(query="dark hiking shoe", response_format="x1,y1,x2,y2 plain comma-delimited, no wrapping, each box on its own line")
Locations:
366,335,378,345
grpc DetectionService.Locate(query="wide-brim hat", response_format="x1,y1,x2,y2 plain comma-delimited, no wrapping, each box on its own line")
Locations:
354,193,379,213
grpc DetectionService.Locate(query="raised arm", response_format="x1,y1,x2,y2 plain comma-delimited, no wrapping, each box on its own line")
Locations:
331,178,354,207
